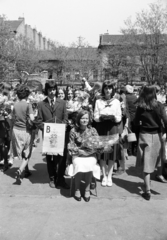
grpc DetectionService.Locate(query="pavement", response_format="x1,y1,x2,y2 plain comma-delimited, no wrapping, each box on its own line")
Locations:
0,139,167,240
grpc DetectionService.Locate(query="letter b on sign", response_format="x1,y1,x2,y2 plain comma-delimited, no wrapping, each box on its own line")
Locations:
46,125,50,133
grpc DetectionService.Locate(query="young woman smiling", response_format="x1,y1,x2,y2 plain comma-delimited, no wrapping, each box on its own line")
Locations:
94,80,122,187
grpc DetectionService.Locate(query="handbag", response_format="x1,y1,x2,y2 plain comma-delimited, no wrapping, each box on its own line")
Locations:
127,127,137,142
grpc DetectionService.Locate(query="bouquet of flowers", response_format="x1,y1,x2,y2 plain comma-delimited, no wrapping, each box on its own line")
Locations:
81,134,119,153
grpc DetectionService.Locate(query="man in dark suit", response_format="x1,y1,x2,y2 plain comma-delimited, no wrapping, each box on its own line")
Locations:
36,80,69,189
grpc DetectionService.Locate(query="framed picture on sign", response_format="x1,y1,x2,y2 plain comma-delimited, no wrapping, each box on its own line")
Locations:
42,123,66,156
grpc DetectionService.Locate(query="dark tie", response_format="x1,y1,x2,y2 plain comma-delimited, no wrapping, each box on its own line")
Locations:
51,99,54,110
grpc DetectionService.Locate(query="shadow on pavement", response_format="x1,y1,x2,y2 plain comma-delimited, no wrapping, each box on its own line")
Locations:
28,163,49,184
60,177,75,198
126,166,143,179
3,167,18,180
113,177,160,196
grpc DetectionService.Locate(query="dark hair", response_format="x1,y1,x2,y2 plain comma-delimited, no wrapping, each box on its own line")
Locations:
76,110,91,127
137,85,158,110
66,88,74,100
44,82,58,96
16,84,30,100
101,81,115,98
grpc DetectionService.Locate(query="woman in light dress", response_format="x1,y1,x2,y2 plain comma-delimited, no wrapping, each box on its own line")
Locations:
94,80,122,187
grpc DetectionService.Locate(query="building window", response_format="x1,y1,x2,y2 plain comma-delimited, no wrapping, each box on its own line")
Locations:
75,72,80,81
83,72,89,79
141,76,146,81
104,69,110,80
93,70,98,81
66,73,71,81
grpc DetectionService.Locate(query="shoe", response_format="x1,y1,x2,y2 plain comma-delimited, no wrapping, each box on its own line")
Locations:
142,191,151,201
8,159,13,167
49,180,56,188
24,171,32,178
107,179,113,187
83,196,90,202
83,190,90,202
74,196,81,201
115,170,125,175
155,175,167,183
101,177,107,187
56,181,70,189
90,182,96,190
15,170,22,184
115,167,125,175
3,164,9,172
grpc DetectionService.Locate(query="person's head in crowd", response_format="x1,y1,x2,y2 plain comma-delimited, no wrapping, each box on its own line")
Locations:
101,79,117,99
81,77,86,89
76,109,91,129
152,83,160,94
66,85,73,92
44,80,58,100
67,89,74,101
16,84,31,100
74,89,80,100
161,89,165,95
57,87,66,100
137,85,158,110
91,82,102,95
78,91,90,106
120,86,126,95
125,85,134,94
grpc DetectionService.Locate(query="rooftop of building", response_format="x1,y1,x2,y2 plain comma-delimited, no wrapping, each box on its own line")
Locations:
40,47,98,61
99,33,167,47
5,20,23,32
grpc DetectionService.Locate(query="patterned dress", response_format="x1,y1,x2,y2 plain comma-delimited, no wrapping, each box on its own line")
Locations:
68,126,100,179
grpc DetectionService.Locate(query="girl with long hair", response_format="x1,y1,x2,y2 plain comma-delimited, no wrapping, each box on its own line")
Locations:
134,85,167,200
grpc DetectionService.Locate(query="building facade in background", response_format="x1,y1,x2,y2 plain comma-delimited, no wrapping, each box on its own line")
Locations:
4,17,52,50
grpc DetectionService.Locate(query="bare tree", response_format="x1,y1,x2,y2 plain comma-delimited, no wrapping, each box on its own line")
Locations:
121,1,167,84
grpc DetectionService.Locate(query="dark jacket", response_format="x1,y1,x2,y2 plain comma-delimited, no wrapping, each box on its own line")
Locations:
134,102,167,134
126,93,137,122
36,97,68,131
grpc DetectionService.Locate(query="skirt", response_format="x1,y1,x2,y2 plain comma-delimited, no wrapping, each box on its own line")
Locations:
95,120,120,161
72,156,100,180
136,133,162,173
10,128,34,160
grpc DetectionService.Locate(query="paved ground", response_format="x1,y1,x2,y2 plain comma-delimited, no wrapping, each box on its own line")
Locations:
0,139,167,240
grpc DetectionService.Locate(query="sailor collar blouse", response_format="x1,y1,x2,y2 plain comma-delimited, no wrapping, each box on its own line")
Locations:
94,97,122,123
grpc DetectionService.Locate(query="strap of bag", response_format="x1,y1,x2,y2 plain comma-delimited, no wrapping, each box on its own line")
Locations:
126,126,132,133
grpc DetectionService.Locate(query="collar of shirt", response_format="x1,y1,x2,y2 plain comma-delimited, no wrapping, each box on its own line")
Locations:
47,97,56,106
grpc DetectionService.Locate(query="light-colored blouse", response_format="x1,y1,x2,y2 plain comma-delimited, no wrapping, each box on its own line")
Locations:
94,97,122,123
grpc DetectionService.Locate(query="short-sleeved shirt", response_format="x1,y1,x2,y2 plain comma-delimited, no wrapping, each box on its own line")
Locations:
13,100,33,130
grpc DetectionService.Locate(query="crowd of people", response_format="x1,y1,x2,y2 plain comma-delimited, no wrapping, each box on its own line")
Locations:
0,77,167,202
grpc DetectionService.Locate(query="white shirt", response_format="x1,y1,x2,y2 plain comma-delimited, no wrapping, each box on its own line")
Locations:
94,98,122,123
47,97,56,106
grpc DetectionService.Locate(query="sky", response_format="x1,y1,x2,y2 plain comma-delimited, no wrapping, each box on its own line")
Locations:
0,0,166,47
